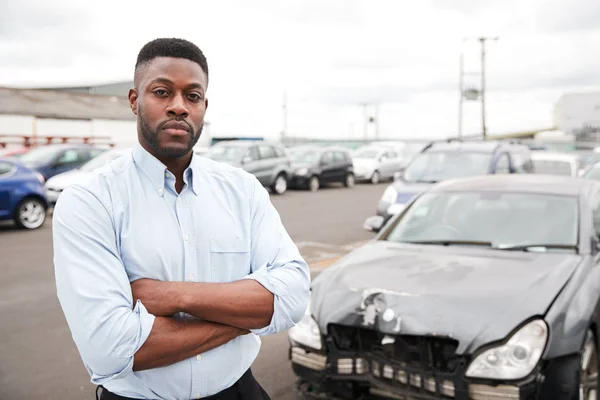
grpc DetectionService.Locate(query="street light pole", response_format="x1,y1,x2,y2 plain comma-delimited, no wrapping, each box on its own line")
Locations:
479,36,498,140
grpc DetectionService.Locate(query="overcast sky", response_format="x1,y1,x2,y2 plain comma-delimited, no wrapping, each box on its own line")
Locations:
1,0,600,140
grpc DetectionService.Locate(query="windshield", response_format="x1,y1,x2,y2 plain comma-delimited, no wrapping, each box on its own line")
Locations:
403,151,492,183
583,165,600,181
401,143,426,160
532,159,573,176
80,150,128,172
208,146,246,162
384,191,578,251
290,150,321,164
18,146,62,167
354,149,380,159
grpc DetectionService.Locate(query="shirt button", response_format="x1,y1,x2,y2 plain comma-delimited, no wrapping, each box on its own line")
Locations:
158,188,164,196
196,354,202,361
184,234,189,242
177,197,182,203
195,395,201,399
164,172,169,177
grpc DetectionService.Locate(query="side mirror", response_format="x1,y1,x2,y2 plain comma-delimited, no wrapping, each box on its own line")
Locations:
363,216,385,233
242,156,252,164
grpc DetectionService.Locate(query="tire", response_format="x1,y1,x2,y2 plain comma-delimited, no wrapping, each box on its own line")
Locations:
344,173,356,188
579,329,598,400
308,176,320,192
370,171,380,184
271,173,288,195
14,197,47,230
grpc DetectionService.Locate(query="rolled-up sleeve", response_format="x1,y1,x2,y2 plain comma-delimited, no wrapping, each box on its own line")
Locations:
243,178,311,335
53,185,155,385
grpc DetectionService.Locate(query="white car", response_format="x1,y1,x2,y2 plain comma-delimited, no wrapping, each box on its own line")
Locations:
45,147,132,205
530,151,583,177
352,146,405,184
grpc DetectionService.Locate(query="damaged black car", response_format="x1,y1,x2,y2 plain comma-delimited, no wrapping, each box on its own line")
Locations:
288,174,600,400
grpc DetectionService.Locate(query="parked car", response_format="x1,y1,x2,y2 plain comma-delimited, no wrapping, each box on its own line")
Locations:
290,174,600,400
352,146,405,184
0,147,30,159
289,146,355,191
376,139,533,222
530,151,583,177
45,147,132,206
16,144,107,180
207,140,291,194
0,159,48,229
582,159,600,182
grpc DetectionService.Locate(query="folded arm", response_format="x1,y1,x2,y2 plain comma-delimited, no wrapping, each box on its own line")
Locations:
53,186,245,383
132,178,311,334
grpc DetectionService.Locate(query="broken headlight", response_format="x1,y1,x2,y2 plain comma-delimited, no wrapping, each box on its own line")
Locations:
466,319,548,380
288,294,322,350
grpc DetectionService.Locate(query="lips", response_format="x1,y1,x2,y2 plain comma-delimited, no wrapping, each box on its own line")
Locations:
161,120,191,132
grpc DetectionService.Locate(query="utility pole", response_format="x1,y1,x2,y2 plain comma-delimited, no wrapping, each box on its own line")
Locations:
281,91,288,140
362,103,369,139
479,36,498,139
458,51,464,138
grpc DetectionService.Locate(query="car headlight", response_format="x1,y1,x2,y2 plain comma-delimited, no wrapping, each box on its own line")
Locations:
465,319,548,380
295,167,308,176
381,185,398,204
288,294,322,350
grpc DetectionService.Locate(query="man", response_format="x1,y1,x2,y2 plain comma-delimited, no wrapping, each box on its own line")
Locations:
53,38,310,400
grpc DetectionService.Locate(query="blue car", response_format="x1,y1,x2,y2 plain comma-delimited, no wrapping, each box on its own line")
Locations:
375,139,534,222
0,158,49,229
15,144,106,181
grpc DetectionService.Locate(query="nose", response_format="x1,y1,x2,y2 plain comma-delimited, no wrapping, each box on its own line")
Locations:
166,93,189,118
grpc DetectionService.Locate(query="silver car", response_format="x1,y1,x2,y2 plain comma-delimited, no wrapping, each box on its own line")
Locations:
352,146,405,184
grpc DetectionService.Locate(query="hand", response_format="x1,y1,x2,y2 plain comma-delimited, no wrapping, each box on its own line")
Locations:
131,278,182,317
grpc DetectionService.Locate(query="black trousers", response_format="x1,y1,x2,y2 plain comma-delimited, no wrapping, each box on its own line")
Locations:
98,369,271,400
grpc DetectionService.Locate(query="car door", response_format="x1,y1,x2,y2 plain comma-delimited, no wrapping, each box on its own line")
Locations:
50,149,88,178
380,150,401,179
333,151,349,182
241,146,263,182
319,151,337,183
0,161,15,217
257,145,279,186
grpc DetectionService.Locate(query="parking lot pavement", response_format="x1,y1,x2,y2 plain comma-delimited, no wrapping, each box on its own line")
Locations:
0,182,388,400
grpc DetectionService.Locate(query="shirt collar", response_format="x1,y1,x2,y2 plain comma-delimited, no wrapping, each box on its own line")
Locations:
132,143,199,196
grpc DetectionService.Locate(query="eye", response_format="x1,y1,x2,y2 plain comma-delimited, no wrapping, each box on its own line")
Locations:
187,92,203,101
153,89,168,97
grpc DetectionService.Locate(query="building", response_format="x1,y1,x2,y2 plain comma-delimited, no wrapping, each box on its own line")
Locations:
0,85,137,149
40,80,134,97
553,92,600,138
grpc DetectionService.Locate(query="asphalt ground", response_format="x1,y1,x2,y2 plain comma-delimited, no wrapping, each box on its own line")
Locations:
0,181,388,400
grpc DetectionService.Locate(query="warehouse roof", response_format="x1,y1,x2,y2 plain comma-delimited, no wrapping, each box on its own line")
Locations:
0,86,135,121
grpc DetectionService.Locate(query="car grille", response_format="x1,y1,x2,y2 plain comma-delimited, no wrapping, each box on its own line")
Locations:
328,324,461,374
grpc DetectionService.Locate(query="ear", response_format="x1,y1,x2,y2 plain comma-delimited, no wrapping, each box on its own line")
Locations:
128,88,139,115
204,98,209,111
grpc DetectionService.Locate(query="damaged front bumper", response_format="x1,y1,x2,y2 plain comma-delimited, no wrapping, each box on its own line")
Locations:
289,344,544,400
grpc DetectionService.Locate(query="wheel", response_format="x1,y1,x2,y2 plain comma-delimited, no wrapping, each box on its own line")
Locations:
370,171,380,184
580,330,598,400
14,197,47,229
272,173,288,195
308,176,320,192
344,173,356,188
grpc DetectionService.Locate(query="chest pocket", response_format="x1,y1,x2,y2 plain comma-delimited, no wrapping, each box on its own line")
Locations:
210,236,251,282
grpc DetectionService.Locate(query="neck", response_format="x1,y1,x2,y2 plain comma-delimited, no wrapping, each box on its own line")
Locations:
141,142,193,193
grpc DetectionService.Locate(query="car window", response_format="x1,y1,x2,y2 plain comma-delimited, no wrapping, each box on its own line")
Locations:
258,145,277,160
0,161,14,176
334,152,346,163
532,159,573,176
246,147,260,162
321,152,334,165
274,147,286,158
90,149,105,158
403,151,492,183
495,153,511,174
388,151,398,159
56,150,83,165
583,163,600,182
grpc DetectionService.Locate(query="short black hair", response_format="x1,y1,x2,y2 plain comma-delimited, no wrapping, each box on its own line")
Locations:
134,38,209,86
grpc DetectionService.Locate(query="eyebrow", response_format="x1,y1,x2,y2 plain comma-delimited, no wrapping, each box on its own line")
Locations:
149,77,205,91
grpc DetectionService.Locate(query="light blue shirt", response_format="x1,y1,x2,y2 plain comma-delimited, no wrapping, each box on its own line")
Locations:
53,144,310,400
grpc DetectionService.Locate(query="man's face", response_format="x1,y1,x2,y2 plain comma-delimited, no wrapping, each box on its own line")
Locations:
129,57,208,159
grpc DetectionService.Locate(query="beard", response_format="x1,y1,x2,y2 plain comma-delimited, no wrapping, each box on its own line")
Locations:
138,110,203,159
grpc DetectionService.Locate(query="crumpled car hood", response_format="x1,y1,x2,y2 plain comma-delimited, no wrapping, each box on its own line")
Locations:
311,240,581,354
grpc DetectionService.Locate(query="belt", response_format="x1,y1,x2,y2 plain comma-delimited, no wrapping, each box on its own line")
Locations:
98,369,254,400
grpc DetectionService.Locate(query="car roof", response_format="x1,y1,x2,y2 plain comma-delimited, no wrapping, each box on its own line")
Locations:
213,140,280,147
430,174,598,197
424,139,528,154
